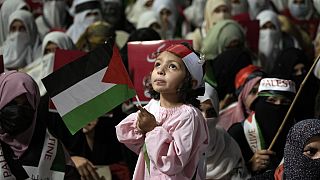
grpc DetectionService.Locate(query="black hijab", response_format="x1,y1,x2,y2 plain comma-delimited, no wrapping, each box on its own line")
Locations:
284,119,320,179
271,47,318,121
206,48,252,100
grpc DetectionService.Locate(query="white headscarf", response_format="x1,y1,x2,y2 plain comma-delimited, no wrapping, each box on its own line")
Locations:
3,10,41,70
313,0,320,15
204,0,231,32
66,0,102,43
183,0,206,28
0,0,29,46
24,31,75,96
127,0,153,26
197,82,250,179
36,0,68,40
257,10,281,72
136,10,160,29
288,0,313,20
152,0,177,39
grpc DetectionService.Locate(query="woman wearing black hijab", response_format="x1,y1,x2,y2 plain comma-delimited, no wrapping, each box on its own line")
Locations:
271,47,319,121
228,78,296,176
205,48,252,111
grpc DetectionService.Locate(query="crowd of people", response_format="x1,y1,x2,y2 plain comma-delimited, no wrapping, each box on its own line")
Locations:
0,0,320,179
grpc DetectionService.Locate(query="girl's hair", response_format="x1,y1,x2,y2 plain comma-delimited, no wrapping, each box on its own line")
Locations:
148,42,204,108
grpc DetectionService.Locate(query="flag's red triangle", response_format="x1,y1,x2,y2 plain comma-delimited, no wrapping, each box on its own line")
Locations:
54,49,86,71
102,45,134,89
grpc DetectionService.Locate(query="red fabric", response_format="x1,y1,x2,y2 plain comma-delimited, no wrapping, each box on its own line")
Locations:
235,65,262,90
232,14,259,54
25,0,43,18
165,44,192,58
54,48,86,71
274,163,284,180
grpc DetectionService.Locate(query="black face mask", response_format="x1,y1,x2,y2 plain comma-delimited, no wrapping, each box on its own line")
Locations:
0,102,34,136
254,97,292,146
292,74,305,88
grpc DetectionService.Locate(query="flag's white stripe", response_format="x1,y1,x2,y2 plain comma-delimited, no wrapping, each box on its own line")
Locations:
51,67,116,116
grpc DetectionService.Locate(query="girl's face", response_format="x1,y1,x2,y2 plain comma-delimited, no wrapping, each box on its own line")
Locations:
151,51,186,95
303,136,320,159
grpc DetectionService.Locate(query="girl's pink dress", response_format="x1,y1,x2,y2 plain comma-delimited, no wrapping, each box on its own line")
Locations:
116,99,209,180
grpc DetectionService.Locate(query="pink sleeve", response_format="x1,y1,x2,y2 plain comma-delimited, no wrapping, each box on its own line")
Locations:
145,113,199,175
116,113,145,154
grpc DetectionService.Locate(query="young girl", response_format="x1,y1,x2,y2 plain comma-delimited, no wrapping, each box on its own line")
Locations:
116,43,209,179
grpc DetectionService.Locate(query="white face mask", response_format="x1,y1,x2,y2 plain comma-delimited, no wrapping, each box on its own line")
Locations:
313,0,320,14
3,31,31,69
259,29,280,66
43,0,67,28
231,3,248,16
288,3,309,20
83,14,100,27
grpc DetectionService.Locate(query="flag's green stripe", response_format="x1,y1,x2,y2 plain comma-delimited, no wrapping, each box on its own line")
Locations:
62,84,136,134
143,143,151,175
51,142,66,172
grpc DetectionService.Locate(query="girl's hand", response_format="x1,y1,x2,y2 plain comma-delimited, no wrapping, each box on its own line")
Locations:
249,149,275,172
136,106,158,134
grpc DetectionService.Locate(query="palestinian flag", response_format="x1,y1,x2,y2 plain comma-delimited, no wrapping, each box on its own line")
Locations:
42,42,136,134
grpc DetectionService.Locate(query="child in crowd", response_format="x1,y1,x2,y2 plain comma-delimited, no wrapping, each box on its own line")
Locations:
116,43,209,179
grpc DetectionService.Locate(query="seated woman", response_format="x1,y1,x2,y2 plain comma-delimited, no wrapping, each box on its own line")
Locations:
228,78,296,176
0,71,79,179
2,10,41,70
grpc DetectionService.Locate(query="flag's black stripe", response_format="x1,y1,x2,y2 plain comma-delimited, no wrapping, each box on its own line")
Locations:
42,44,113,97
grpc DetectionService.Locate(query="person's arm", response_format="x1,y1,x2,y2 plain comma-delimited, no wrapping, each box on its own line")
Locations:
115,112,145,154
145,109,207,175
228,124,275,174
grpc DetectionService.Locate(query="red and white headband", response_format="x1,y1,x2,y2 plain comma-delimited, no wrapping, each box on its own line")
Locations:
165,44,204,89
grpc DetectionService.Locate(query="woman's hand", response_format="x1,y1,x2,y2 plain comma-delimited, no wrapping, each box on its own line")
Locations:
71,156,100,180
249,149,275,172
136,106,158,134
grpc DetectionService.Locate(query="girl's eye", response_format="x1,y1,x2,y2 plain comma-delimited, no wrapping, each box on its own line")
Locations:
169,64,177,69
154,62,161,68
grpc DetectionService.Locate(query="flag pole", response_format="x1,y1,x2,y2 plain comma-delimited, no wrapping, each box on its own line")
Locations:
135,95,142,107
268,54,320,150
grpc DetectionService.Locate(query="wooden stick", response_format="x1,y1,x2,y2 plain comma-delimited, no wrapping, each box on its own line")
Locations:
135,95,142,107
268,54,320,150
